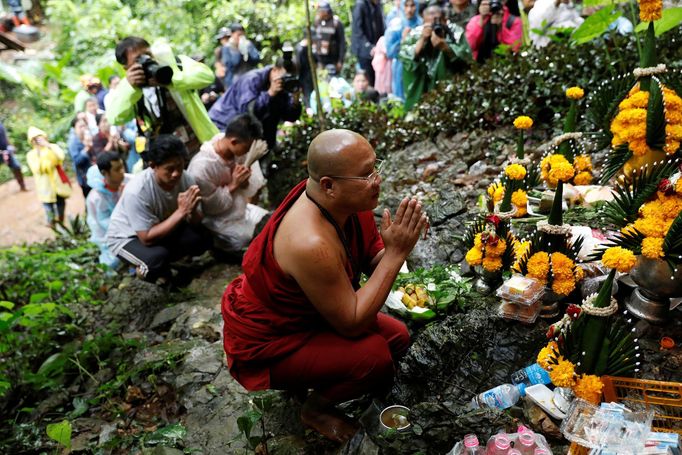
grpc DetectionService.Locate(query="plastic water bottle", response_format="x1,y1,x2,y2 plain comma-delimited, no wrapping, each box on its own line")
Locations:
486,434,511,455
533,449,550,455
507,450,522,455
462,434,485,454
517,430,537,455
471,383,526,410
511,363,551,386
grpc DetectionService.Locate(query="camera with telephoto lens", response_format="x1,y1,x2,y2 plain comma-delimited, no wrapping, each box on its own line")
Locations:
490,0,503,14
135,54,174,86
279,42,300,93
432,18,446,38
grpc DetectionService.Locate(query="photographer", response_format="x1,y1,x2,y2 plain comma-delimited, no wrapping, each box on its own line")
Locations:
208,58,302,152
466,0,522,63
399,3,471,110
106,36,219,160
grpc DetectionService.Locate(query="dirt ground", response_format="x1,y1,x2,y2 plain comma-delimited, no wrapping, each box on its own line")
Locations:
0,177,86,247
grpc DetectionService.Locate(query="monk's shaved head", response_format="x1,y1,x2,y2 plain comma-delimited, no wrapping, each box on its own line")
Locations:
307,129,373,181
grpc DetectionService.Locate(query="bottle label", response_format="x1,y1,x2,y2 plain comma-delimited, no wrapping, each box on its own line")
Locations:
512,363,551,385
482,389,511,409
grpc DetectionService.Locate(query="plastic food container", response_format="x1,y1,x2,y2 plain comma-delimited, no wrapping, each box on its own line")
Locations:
499,299,542,324
496,275,546,306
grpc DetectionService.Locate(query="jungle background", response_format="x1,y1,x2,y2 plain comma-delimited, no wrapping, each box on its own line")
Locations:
1,0,682,453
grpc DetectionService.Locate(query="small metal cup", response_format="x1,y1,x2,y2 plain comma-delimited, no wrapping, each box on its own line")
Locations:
379,405,411,432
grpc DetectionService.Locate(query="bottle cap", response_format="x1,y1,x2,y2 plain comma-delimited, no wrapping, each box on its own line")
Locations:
534,449,550,455
661,337,675,349
463,434,479,448
494,434,511,449
508,450,522,455
519,431,535,446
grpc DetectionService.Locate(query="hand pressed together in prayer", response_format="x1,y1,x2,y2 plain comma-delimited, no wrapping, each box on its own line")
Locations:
177,184,201,218
380,197,428,260
228,164,251,192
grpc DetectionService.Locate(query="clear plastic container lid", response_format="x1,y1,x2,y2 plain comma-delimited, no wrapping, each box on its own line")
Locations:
496,275,546,305
498,299,542,324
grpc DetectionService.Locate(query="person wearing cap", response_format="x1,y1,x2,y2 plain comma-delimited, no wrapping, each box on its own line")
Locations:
214,27,231,84
221,23,261,89
74,74,95,113
86,77,108,111
311,2,346,74
26,127,70,225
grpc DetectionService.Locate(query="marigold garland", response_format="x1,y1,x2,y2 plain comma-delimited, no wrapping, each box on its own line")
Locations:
514,116,533,129
602,246,637,273
566,86,585,100
611,83,682,156
505,164,527,180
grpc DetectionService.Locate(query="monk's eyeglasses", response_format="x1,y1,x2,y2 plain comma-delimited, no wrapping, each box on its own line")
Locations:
327,159,384,184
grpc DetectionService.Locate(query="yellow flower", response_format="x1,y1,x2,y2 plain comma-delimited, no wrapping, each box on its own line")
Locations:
482,256,503,272
465,247,483,266
474,233,483,248
602,246,637,273
551,252,575,280
641,237,665,259
633,217,666,238
574,171,593,186
552,278,576,296
549,161,575,183
527,252,550,282
676,179,682,195
513,240,530,259
549,358,576,388
485,238,507,257
573,155,592,172
514,115,533,129
537,341,558,369
566,86,585,100
574,375,604,405
505,164,527,181
639,0,663,22
487,182,504,204
574,265,585,282
511,189,527,209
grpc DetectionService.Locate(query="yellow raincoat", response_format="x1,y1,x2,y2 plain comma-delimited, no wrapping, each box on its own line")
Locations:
26,127,67,203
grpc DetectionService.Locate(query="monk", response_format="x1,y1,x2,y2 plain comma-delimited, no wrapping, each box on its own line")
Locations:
221,129,428,442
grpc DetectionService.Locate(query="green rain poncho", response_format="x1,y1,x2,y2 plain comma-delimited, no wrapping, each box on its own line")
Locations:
398,24,471,111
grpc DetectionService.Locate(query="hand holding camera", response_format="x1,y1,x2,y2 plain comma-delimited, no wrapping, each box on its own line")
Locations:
127,54,174,88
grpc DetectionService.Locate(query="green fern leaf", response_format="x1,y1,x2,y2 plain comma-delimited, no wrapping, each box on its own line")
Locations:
586,74,635,150
599,145,632,185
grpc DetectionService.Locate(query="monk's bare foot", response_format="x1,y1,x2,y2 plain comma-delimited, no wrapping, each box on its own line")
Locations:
300,394,359,443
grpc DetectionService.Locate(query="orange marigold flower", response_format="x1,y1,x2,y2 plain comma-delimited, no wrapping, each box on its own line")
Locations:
642,237,665,259
549,358,576,388
566,86,585,100
482,256,503,272
574,375,604,405
505,163,527,180
549,161,575,183
527,252,550,281
574,171,593,186
639,0,663,22
602,246,637,273
573,155,592,172
465,247,483,266
514,116,534,129
552,278,576,296
485,238,507,257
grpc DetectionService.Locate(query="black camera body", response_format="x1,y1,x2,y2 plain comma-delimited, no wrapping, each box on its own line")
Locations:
136,54,174,86
279,42,300,93
490,0,504,14
280,74,300,92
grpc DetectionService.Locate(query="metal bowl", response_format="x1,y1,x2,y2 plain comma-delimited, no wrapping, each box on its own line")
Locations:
379,405,411,432
630,257,682,299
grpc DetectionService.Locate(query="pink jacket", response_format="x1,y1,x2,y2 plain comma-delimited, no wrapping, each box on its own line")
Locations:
465,7,522,60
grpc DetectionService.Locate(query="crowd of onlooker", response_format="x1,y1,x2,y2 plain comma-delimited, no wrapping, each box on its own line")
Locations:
1,0,640,286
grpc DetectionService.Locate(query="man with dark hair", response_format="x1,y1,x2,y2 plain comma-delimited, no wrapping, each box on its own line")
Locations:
312,1,346,73
221,22,261,89
208,60,302,151
0,120,27,191
106,135,211,284
351,0,385,86
399,3,471,110
86,152,131,268
106,36,219,160
188,114,269,253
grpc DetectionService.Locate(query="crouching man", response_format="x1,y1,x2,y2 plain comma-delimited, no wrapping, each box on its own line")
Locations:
106,135,211,284
221,129,427,442
188,114,269,254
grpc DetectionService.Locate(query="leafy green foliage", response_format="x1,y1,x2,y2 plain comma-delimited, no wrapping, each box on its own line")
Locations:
663,212,682,269
646,80,666,150
233,391,275,452
393,265,472,311
571,6,622,45
599,145,633,185
45,420,72,449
